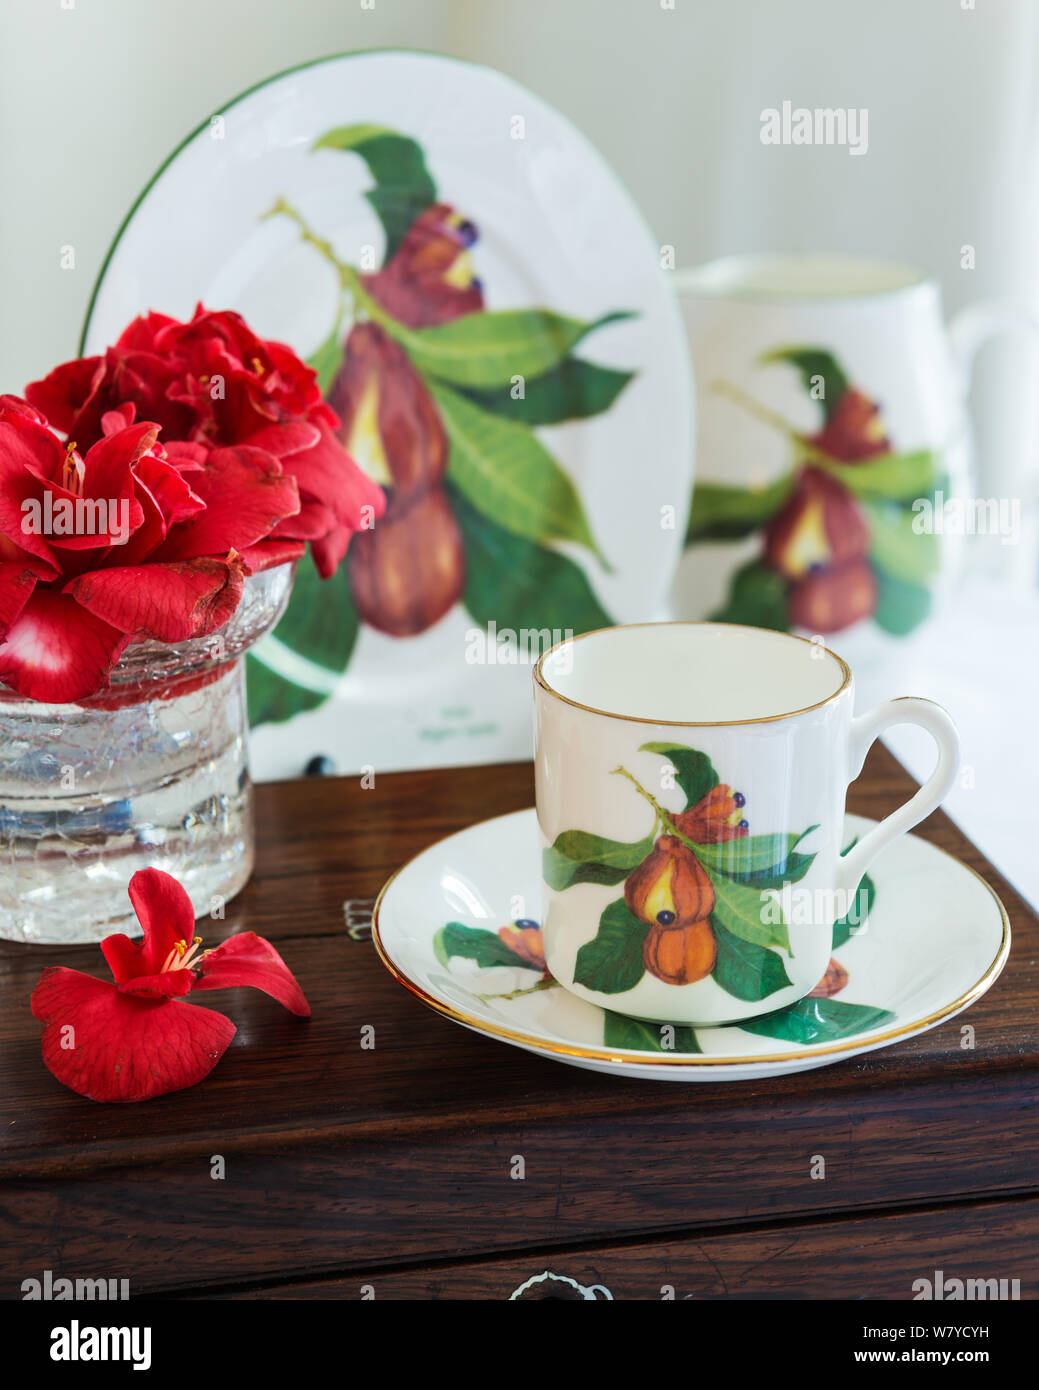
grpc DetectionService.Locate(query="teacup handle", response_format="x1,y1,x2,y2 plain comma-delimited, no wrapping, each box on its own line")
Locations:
837,697,960,896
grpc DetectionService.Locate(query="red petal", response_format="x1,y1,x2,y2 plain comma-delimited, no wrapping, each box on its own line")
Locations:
195,932,311,1016
31,966,235,1102
309,522,353,579
244,421,321,458
81,420,158,493
239,538,306,572
115,311,180,351
0,418,62,568
102,867,198,982
25,356,105,434
0,394,49,426
156,446,300,562
163,440,209,468
281,423,387,532
270,497,337,541
0,589,127,702
113,476,166,564
101,404,137,435
135,452,206,526
117,970,195,999
0,562,37,639
66,555,244,642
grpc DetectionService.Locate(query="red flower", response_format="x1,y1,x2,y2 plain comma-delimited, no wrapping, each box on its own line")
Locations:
362,204,485,328
0,398,298,701
30,868,309,1102
26,305,386,579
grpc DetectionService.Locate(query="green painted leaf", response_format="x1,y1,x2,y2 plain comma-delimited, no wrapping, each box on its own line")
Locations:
863,498,940,584
710,558,790,632
711,918,794,1001
246,654,326,726
246,555,357,727
448,481,613,635
693,829,817,888
543,830,655,892
435,921,539,971
708,870,791,954
573,898,648,995
832,872,875,949
313,125,436,259
760,346,848,420
307,315,345,394
737,996,894,1044
460,357,634,426
602,1011,702,1053
389,309,631,390
872,564,932,635
432,381,604,561
818,450,936,502
686,474,795,544
638,743,718,809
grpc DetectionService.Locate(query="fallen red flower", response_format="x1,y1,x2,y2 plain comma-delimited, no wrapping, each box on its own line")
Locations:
30,868,309,1102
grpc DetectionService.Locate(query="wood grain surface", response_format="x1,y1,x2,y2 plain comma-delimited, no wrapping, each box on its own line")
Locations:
193,1194,1038,1300
0,746,1034,1298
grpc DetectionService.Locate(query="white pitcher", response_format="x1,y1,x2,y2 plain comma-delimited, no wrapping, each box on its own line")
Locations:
671,253,1026,666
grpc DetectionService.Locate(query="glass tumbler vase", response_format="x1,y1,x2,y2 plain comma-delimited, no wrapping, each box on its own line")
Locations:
0,563,294,944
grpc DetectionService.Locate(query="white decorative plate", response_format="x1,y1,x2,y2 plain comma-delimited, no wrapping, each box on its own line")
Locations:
82,51,693,779
373,810,1009,1082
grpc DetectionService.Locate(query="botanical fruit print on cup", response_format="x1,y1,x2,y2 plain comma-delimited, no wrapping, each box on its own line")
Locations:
685,347,941,638
543,742,819,1011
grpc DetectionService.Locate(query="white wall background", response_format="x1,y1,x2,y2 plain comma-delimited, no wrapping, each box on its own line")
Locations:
3,0,1038,515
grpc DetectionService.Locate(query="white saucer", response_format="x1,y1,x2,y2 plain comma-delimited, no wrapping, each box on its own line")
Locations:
373,810,1009,1082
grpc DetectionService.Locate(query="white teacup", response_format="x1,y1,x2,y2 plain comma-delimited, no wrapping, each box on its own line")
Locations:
533,622,959,1026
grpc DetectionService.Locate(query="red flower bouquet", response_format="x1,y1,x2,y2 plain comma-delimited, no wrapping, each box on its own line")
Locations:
0,306,385,947
0,305,385,704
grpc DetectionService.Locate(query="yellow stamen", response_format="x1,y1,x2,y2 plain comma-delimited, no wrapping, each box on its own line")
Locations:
159,935,205,974
61,442,85,496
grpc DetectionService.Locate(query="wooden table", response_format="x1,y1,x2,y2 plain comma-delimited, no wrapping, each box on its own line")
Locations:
1,746,1035,1301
